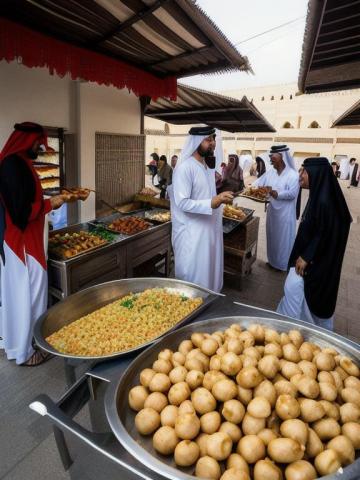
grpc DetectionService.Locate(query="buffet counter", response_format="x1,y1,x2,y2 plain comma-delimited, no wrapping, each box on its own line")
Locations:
48,209,172,300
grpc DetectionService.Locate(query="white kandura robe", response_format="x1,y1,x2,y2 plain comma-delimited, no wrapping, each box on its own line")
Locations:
1,242,47,364
170,157,223,292
277,268,334,331
253,167,299,271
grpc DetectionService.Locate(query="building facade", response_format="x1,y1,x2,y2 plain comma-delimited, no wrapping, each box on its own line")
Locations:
145,83,360,169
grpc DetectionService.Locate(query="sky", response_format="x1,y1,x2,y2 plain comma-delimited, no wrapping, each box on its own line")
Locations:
182,0,309,92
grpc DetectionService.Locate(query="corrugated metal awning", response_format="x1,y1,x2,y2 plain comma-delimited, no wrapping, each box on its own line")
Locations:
332,99,360,127
1,0,251,78
145,84,276,133
298,0,360,93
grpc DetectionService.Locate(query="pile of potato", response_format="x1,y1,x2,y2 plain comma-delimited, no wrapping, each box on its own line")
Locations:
128,324,360,480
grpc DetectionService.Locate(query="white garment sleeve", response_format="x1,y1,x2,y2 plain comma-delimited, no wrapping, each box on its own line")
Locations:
252,173,267,187
173,165,213,215
277,174,299,201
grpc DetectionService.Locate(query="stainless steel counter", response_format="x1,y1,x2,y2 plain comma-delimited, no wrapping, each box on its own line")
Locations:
48,210,172,300
29,299,360,480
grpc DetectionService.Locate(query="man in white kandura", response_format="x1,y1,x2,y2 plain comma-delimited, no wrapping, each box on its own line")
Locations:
170,126,234,292
253,145,299,271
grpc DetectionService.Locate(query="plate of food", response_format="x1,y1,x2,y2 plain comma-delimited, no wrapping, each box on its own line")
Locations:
238,186,269,203
105,216,153,235
223,205,253,223
144,209,171,224
61,187,91,202
48,230,108,260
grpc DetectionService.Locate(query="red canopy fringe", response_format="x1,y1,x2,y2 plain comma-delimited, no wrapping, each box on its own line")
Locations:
0,18,177,100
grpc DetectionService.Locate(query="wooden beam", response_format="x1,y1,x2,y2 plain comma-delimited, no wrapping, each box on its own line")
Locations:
146,106,249,117
148,45,212,68
90,0,170,46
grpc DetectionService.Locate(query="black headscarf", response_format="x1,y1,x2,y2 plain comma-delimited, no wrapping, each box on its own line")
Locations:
288,158,352,318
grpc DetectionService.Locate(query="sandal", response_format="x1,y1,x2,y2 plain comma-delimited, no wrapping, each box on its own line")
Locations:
21,350,53,367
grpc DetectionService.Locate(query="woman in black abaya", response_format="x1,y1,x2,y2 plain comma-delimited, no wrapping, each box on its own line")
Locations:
277,157,352,330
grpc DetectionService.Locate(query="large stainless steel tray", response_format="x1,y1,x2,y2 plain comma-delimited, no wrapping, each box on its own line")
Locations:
34,278,221,361
106,316,360,480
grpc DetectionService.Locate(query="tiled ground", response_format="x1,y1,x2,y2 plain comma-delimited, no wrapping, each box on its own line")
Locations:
0,177,359,479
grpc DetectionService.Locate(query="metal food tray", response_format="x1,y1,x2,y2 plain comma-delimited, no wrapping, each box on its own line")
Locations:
144,208,171,224
237,192,269,203
222,207,254,234
48,239,109,261
91,213,154,236
106,315,360,480
34,278,221,361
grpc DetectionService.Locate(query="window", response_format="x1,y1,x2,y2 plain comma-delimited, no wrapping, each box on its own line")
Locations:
290,95,293,99
282,121,293,129
308,121,320,128
280,95,284,100
261,96,265,101
164,123,170,134
271,96,274,100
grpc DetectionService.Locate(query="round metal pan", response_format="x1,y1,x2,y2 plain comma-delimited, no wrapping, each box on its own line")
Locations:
33,278,221,361
105,315,360,480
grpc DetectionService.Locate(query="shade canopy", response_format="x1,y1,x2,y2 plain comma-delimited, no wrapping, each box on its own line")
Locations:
1,0,251,79
298,0,360,93
145,84,276,133
332,99,360,127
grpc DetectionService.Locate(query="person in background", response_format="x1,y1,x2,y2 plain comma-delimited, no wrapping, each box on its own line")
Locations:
331,161,340,178
148,153,159,185
255,155,266,177
348,158,359,188
252,145,299,271
218,154,244,193
170,155,178,169
277,158,351,330
0,122,65,366
157,155,173,199
169,126,233,292
220,162,226,176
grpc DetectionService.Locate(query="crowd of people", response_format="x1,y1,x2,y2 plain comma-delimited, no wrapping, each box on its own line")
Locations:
0,121,355,367
170,127,352,333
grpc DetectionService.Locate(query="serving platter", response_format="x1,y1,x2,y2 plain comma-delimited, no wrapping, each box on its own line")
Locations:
34,278,221,361
106,315,360,480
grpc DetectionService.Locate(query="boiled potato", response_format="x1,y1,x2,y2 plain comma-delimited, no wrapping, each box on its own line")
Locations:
186,370,205,390
227,338,243,355
172,351,186,367
160,405,178,427
192,387,217,414
153,358,172,374
169,366,188,384
219,422,242,443
268,438,304,463
298,398,325,423
341,387,360,407
258,355,280,379
257,428,278,446
237,385,253,406
222,399,246,424
315,352,336,372
175,413,200,440
242,412,266,435
144,392,168,413
149,373,171,393
135,408,160,435
220,468,250,480
280,419,308,446
178,399,196,415
201,337,219,357
312,418,341,441
247,396,271,418
195,432,209,457
339,357,360,377
174,439,199,466
237,435,266,463
327,435,355,466
212,379,238,402
254,380,277,407
168,381,191,405
305,428,324,458
284,460,316,480
203,370,226,391
128,385,148,411
318,382,337,402
221,352,242,376
195,456,221,479
275,395,300,420
344,375,360,390
283,343,301,363
314,449,341,476
226,453,250,474
254,458,282,480
153,426,179,455
200,411,221,434
158,348,173,361
140,368,156,387
340,402,360,423
298,360,317,380
342,422,360,449
296,376,320,399
236,366,263,389
206,432,233,461
191,333,205,348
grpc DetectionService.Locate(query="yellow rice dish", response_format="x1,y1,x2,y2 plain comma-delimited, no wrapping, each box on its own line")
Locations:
46,289,203,356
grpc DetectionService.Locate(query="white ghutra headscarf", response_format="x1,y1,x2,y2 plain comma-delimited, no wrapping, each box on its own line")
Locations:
177,126,217,167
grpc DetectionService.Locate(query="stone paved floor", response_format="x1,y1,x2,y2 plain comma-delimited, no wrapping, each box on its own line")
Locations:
0,177,359,479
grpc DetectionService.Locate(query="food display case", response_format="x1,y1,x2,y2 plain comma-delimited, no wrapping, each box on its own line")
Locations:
30,299,360,480
33,127,64,194
47,209,172,301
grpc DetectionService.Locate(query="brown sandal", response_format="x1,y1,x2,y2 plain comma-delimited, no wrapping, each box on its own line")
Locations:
21,350,53,367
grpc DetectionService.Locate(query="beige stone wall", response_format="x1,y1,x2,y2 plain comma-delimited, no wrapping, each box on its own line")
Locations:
145,82,360,168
